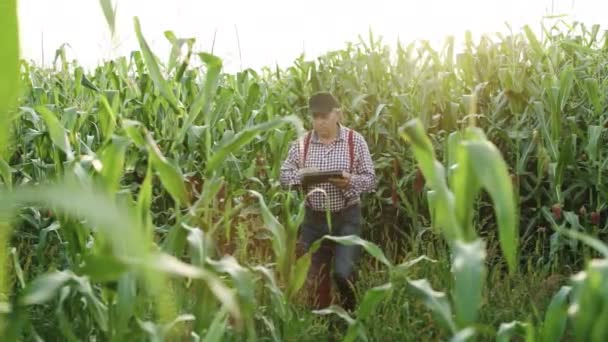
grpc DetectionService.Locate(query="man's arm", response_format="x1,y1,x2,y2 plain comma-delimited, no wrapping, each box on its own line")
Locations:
344,133,376,197
280,141,301,187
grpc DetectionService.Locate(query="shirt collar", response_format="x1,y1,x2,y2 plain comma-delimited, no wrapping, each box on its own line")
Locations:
311,124,346,143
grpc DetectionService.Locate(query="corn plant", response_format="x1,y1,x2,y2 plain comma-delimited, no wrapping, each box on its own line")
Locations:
498,220,608,342
3,0,608,339
397,117,518,339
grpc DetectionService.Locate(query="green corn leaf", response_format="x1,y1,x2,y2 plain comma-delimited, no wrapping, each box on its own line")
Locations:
463,140,518,273
162,314,195,337
524,25,543,56
558,65,575,111
568,259,608,341
202,307,229,342
206,255,257,339
145,132,189,206
407,278,456,334
98,0,116,36
178,53,222,144
136,163,153,234
446,131,462,173
584,78,601,115
449,328,476,342
546,213,608,257
142,253,241,324
287,252,311,298
99,136,128,195
76,282,109,333
357,283,392,320
427,190,438,228
36,106,74,161
497,321,529,342
205,115,302,175
0,0,19,159
99,95,117,143
19,271,74,305
248,190,286,271
207,255,255,310
322,235,393,268
123,119,146,148
400,118,460,241
116,274,137,337
80,73,100,92
0,181,146,260
392,255,437,277
164,30,179,72
452,239,486,328
312,305,356,326
585,125,603,162
133,17,183,114
9,248,25,289
79,254,128,283
252,265,287,319
540,286,571,342
0,158,12,190
451,137,481,240
184,224,206,267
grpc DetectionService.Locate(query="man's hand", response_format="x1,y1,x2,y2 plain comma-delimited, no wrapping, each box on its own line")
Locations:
329,172,351,189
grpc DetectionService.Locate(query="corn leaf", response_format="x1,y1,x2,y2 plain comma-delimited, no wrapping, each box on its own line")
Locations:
0,158,12,190
99,136,128,195
400,118,460,241
452,239,486,328
322,235,393,269
205,115,302,175
145,132,189,206
98,0,116,36
36,106,74,161
497,321,529,342
540,286,571,342
407,278,456,334
79,254,128,283
357,283,392,320
463,140,518,273
133,17,183,113
0,0,19,159
19,271,74,305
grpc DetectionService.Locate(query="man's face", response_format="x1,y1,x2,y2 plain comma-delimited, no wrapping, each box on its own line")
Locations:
312,109,340,139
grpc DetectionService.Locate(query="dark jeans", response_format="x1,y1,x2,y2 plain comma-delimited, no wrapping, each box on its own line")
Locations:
297,204,362,311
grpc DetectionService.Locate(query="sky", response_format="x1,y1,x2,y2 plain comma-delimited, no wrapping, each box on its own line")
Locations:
17,0,607,74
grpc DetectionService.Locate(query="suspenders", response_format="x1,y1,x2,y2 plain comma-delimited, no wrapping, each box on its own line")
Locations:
300,128,355,209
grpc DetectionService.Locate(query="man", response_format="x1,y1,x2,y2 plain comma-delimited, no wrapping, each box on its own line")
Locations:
280,92,377,311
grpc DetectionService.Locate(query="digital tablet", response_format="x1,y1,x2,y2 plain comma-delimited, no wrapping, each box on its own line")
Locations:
301,169,345,185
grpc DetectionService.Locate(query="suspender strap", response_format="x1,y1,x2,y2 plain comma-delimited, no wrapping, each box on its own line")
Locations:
348,129,354,173
302,131,312,167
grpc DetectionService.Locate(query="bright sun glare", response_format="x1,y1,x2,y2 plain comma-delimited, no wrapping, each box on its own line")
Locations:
18,0,605,73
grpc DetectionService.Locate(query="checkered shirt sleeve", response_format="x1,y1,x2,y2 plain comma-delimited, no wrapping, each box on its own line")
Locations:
280,127,376,212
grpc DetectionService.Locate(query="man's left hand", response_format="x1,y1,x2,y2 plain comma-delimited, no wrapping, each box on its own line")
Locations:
329,172,351,189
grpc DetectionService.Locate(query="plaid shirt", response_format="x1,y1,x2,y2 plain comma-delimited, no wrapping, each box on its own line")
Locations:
280,125,376,212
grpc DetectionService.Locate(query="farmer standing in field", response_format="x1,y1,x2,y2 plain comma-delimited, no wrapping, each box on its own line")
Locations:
280,92,377,311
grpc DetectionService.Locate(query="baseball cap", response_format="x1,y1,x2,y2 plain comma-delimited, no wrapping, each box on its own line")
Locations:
308,92,340,114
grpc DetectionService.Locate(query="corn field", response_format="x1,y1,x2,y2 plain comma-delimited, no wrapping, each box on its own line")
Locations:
2,1,608,341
